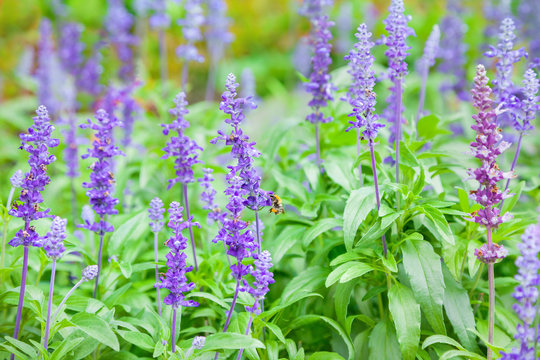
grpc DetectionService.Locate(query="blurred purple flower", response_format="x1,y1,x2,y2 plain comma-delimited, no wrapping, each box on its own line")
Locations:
77,42,103,96
149,0,170,29
513,69,540,133
58,22,84,78
176,0,204,63
198,168,227,224
149,197,165,233
10,170,24,188
43,217,67,259
246,250,274,315
36,19,61,119
416,25,440,121
518,0,540,68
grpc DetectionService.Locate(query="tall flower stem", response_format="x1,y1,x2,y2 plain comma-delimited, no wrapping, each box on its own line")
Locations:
315,123,321,170
70,179,77,226
1,187,15,268
356,128,363,186
43,259,57,348
236,309,256,360
416,70,428,126
214,279,241,360
158,29,168,98
154,232,162,315
171,308,177,353
93,221,105,298
181,63,189,92
51,279,83,324
369,144,387,258
487,227,494,360
395,79,402,211
206,62,218,101
11,246,29,360
183,184,198,271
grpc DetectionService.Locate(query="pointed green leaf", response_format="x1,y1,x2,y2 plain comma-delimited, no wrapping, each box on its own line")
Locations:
71,312,120,351
419,204,455,245
117,330,155,352
202,333,265,351
302,218,342,247
343,187,378,250
402,239,446,334
368,320,401,360
388,282,421,360
50,337,84,360
422,335,465,351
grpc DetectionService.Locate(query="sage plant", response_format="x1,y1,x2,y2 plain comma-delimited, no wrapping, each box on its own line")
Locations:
176,0,205,90
302,1,335,170
8,106,59,360
149,0,170,97
36,19,61,120
156,202,199,353
500,215,540,359
236,250,274,360
416,25,440,124
80,109,124,298
161,92,202,270
149,197,165,315
2,170,23,268
345,24,387,257
42,216,67,349
468,64,512,360
381,0,415,210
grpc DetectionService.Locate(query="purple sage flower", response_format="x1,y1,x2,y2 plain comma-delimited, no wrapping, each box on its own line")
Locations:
198,168,227,224
500,217,540,359
149,197,165,233
416,24,440,121
10,170,24,188
177,0,205,89
77,42,103,96
148,0,170,29
58,22,84,79
438,0,469,100
36,19,61,119
43,217,67,259
518,0,540,68
246,250,274,314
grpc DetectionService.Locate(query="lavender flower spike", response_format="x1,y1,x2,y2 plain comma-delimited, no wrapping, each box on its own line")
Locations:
416,24,440,123
176,0,205,90
345,23,387,257
8,106,59,360
500,216,540,359
303,6,335,169
80,109,124,298
149,0,170,97
381,0,415,211
467,64,512,360
156,202,199,353
237,250,275,360
43,217,67,349
502,69,540,201
149,197,165,315
161,92,203,270
198,168,227,225
36,19,61,120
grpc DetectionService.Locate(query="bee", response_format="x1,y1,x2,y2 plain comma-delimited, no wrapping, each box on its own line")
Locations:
269,194,284,215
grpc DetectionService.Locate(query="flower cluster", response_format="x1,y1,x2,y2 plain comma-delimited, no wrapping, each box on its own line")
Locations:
380,0,415,139
80,109,124,234
43,216,67,259
149,197,165,233
58,22,84,79
500,218,540,359
205,0,233,64
157,202,199,309
64,115,79,178
105,0,138,82
304,15,335,124
161,92,202,189
77,42,103,96
198,168,227,224
298,0,333,18
211,74,270,211
345,24,384,143
246,250,274,315
82,265,99,281
176,0,205,63
10,170,24,188
518,0,540,68
438,0,469,100
9,106,59,248
418,25,440,75
149,0,170,29
512,69,540,133
484,18,528,116
36,19,61,119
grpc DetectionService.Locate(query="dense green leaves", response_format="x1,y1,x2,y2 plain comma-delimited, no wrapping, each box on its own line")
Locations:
71,313,120,351
343,187,378,250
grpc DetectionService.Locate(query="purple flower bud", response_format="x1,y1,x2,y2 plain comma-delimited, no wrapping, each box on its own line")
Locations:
149,197,165,233
161,92,203,188
10,170,24,188
192,336,205,349
82,265,99,281
475,243,508,264
157,202,200,309
9,106,59,248
43,217,67,259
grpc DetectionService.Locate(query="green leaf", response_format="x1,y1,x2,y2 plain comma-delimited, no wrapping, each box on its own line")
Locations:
388,282,421,360
399,142,420,168
501,180,524,215
108,211,148,260
71,312,120,351
271,226,305,263
422,335,465,351
104,283,131,308
368,320,401,360
202,333,265,351
357,211,401,247
3,336,36,359
309,352,345,360
343,187,378,250
402,239,446,334
302,218,342,247
186,291,229,309
439,350,485,360
264,322,286,344
281,266,328,303
50,337,84,360
326,262,373,287
271,169,307,202
419,204,455,245
152,341,165,358
442,266,480,353
324,154,355,192
335,282,355,330
417,114,451,140
117,330,155,352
